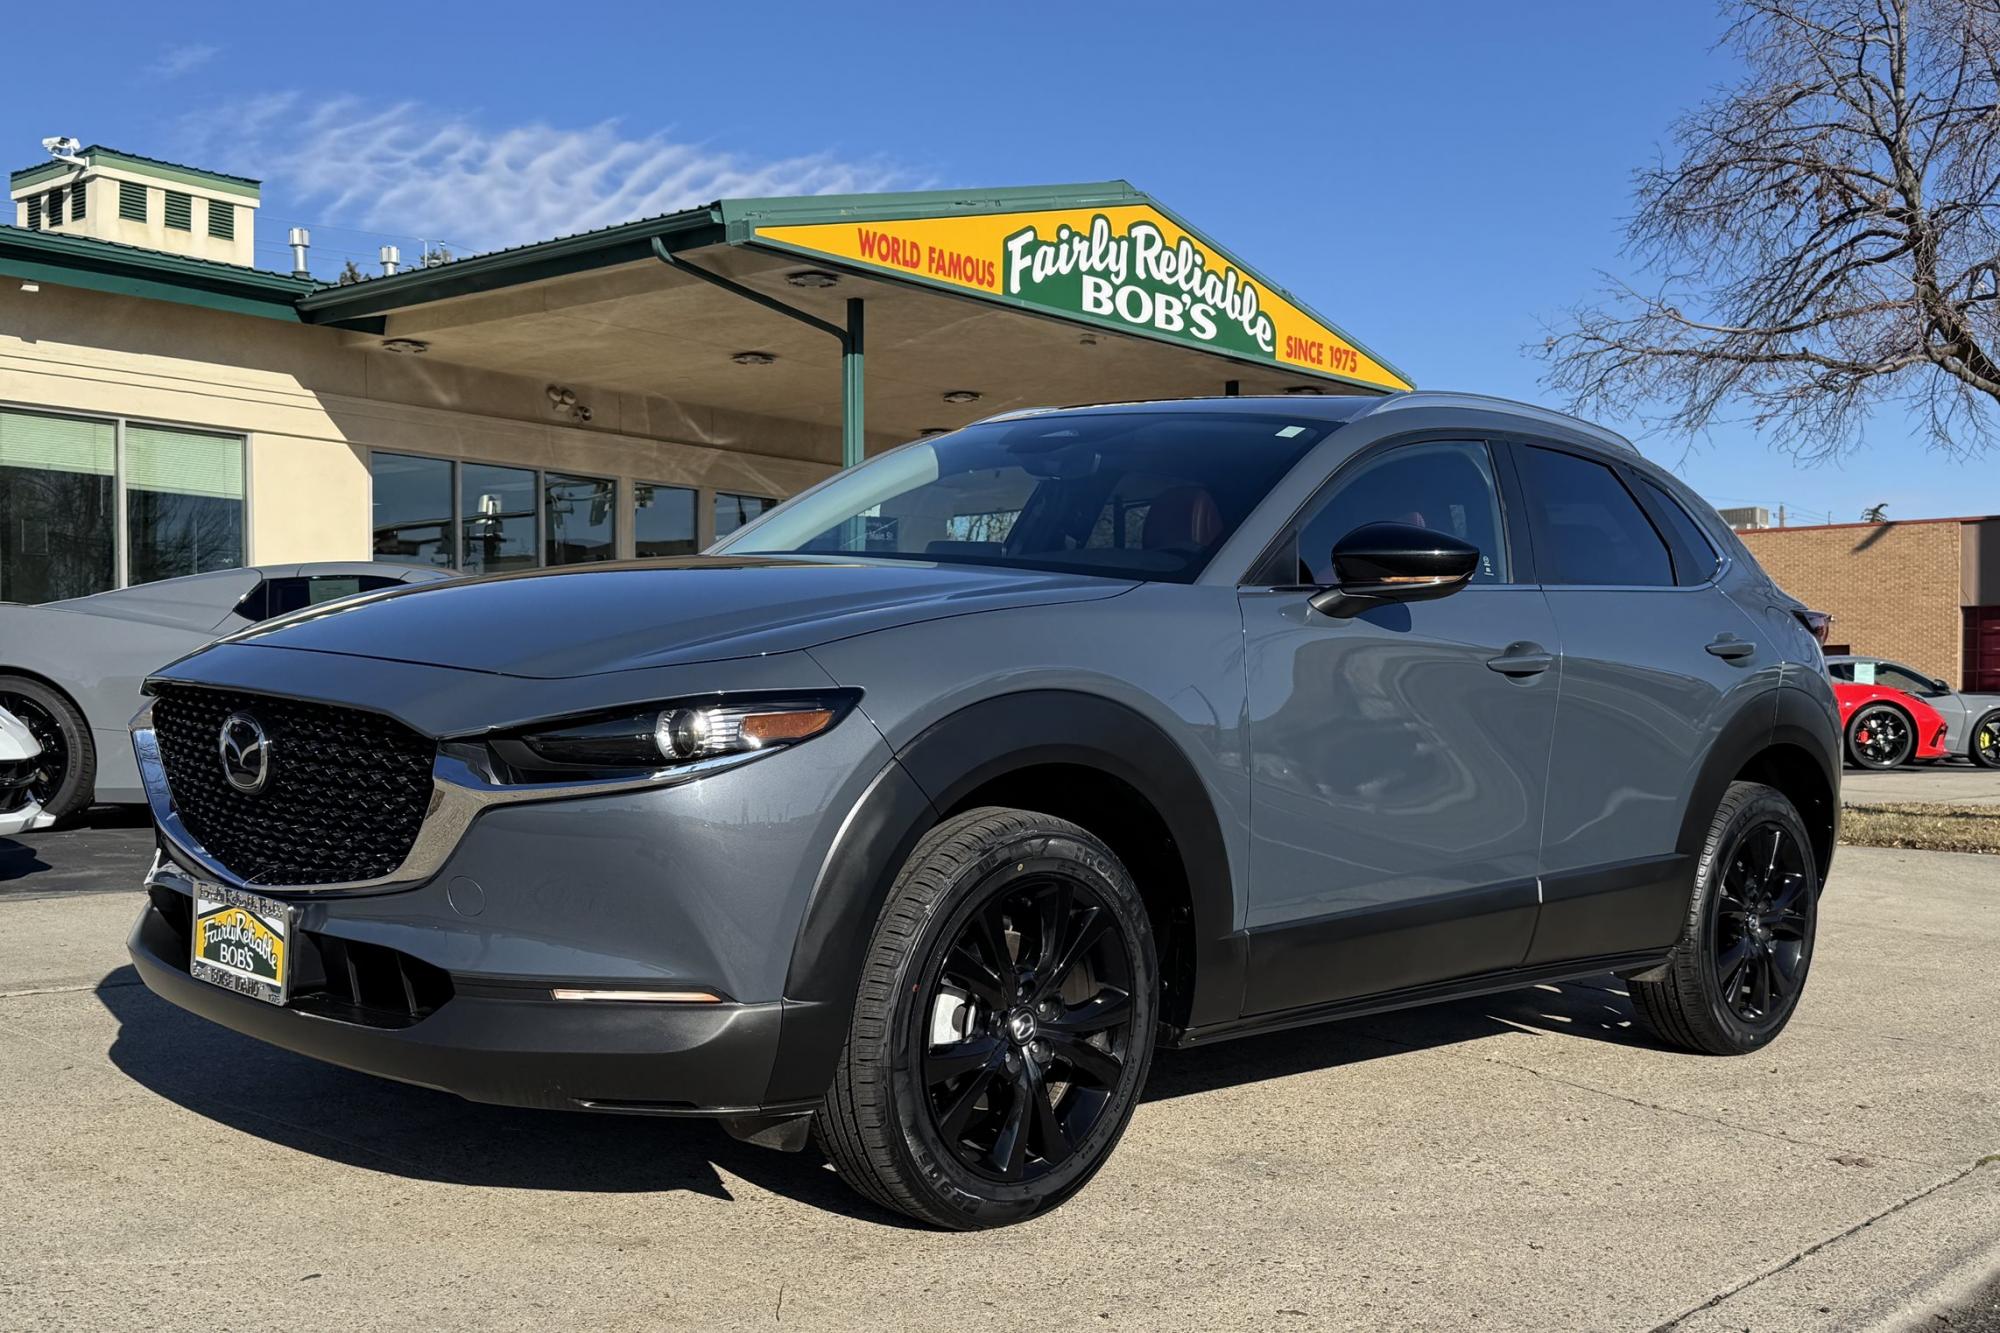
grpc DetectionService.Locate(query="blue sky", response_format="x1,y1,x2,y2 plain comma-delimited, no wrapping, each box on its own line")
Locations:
10,1,1992,521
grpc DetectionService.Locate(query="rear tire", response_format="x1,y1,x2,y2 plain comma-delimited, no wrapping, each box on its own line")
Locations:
1970,709,2000,769
1845,702,1914,770
817,807,1158,1230
1629,781,1818,1056
0,675,95,823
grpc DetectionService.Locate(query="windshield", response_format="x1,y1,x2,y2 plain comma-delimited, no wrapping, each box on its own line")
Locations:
716,411,1335,583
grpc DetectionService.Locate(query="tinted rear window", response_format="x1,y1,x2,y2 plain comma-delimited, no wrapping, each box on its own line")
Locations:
1519,446,1674,587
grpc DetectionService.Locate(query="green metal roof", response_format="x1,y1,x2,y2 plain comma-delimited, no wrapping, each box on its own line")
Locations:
0,226,311,320
0,180,1411,389
10,147,261,198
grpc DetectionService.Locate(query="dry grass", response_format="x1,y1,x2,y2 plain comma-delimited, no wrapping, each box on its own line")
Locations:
1840,803,2000,855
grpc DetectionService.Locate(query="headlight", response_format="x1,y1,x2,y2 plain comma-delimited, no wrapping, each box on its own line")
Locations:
487,694,855,781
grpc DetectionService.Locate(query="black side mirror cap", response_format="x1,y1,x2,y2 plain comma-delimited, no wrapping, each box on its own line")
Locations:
1308,521,1481,619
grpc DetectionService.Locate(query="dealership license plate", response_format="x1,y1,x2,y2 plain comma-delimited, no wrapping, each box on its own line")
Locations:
190,884,294,1006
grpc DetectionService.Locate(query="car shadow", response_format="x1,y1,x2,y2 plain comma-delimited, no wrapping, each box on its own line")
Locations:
0,837,51,882
97,965,1657,1225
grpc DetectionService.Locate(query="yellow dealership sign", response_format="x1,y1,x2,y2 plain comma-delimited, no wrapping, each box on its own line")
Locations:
752,204,1410,392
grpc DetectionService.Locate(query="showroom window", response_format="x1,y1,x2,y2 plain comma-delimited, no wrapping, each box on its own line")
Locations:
633,482,697,557
125,424,246,585
370,453,454,567
0,409,116,604
544,473,616,566
0,407,245,605
461,462,538,575
369,451,618,572
715,491,774,539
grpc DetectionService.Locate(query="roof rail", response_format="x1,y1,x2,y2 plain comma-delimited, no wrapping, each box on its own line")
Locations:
1362,390,1638,453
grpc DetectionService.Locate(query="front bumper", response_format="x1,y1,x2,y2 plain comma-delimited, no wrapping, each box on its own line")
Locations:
123,662,899,1116
130,861,806,1115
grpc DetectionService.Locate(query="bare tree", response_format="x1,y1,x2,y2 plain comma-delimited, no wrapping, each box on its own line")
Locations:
1540,0,2000,459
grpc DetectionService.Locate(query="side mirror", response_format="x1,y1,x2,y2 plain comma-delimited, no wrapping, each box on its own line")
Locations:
1308,521,1480,619
1932,677,1951,694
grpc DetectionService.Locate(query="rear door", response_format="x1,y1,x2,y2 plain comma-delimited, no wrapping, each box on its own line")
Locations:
1511,443,1778,965
1239,437,1560,1014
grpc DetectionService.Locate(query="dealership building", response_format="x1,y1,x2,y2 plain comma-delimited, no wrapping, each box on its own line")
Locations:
1736,515,2000,692
1,145,1410,607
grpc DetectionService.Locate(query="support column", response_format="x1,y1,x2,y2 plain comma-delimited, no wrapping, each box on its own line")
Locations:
842,297,865,469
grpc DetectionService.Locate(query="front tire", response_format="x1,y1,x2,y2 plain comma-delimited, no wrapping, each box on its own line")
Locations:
817,807,1159,1230
1970,710,2000,769
1629,781,1818,1055
1845,702,1914,769
0,675,95,823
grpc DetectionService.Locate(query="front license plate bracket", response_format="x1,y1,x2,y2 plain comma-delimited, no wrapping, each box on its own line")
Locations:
190,884,295,1006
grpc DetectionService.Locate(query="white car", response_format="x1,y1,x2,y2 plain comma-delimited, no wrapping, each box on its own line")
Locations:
0,706,56,837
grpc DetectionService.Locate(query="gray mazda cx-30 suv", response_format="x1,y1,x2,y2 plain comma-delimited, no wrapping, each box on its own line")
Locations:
128,392,1840,1228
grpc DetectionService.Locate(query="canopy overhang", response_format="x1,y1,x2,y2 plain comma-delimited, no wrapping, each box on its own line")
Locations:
293,182,1410,465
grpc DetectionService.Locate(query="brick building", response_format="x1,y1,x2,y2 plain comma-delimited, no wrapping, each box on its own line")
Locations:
1737,515,2000,691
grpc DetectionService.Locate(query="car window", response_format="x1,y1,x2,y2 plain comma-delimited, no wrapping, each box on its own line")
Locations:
1873,662,1945,697
1292,440,1510,585
233,574,401,623
1827,661,1856,682
1637,476,1721,586
721,412,1337,584
1518,445,1674,587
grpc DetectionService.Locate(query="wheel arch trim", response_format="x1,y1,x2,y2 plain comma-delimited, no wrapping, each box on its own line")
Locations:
763,689,1241,1104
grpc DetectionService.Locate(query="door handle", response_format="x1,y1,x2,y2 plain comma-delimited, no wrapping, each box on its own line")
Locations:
1705,635,1757,662
1487,642,1554,676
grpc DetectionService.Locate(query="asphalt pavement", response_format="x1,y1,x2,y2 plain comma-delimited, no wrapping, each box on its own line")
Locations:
0,830,1995,1330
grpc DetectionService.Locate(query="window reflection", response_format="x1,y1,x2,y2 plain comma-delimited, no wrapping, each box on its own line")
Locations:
545,473,615,565
371,452,455,568
461,463,537,575
715,491,773,539
634,482,697,558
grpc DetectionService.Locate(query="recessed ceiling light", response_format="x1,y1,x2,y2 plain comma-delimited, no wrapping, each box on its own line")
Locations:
1284,385,1326,395
732,351,777,365
941,389,982,404
1078,334,1099,346
785,270,840,288
381,337,429,354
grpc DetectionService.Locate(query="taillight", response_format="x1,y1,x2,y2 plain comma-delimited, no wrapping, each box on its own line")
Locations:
1793,609,1832,645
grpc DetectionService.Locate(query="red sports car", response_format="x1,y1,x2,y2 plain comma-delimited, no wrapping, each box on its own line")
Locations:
1832,681,1951,769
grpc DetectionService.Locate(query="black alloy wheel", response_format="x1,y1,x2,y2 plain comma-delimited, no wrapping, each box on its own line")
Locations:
0,677,95,821
816,807,1159,1229
0,693,66,807
917,873,1136,1184
1708,821,1814,1028
1627,780,1818,1055
1847,703,1913,769
1971,710,2000,769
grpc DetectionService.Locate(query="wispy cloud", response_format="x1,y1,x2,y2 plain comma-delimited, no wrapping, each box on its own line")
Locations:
153,43,219,80
176,94,909,254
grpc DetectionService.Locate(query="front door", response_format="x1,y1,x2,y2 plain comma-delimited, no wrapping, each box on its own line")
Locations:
1240,438,1559,1015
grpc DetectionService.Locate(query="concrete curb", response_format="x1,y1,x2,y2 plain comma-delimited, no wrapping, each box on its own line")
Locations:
1665,1160,2000,1332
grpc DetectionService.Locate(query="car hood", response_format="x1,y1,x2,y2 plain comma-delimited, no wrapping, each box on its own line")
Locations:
218,555,1134,679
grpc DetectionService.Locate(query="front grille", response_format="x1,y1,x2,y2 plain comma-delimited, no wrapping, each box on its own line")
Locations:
152,684,437,885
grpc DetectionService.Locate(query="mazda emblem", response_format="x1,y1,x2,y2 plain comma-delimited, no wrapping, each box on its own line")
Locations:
218,712,271,795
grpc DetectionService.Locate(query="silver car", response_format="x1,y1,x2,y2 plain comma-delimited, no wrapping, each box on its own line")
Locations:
1824,655,2000,767
0,562,451,820
127,393,1840,1229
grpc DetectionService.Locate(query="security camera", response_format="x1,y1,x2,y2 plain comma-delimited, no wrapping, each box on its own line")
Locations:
40,136,86,165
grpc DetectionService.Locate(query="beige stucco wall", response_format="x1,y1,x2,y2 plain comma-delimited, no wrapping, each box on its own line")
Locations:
0,280,842,567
